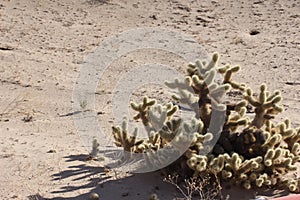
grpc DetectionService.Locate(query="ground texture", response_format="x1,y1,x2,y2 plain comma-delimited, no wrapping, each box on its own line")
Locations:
0,0,299,199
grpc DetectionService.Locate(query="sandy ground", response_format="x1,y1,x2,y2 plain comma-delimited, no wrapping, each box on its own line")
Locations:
0,0,299,199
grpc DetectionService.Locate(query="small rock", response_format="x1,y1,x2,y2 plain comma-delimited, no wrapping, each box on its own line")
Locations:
249,29,260,35
121,192,129,197
47,149,56,153
22,115,33,122
150,15,157,20
88,192,100,200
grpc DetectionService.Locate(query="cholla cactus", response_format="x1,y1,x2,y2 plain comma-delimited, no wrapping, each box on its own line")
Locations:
110,52,300,193
244,84,283,128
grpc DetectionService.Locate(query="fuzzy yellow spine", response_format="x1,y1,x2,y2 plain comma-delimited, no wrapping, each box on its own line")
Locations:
187,53,230,126
171,119,207,151
217,64,246,91
187,52,218,77
249,172,258,182
287,179,298,192
264,148,282,167
278,119,295,139
190,65,230,109
221,170,233,179
158,118,182,142
148,103,179,131
176,118,203,141
110,51,300,193
275,157,297,170
131,96,156,126
165,77,199,113
134,132,160,153
226,101,249,131
186,154,208,173
243,84,283,129
209,154,225,173
291,143,300,156
262,132,282,149
255,173,273,187
281,178,299,192
224,153,242,172
286,128,300,148
112,117,143,152
243,180,252,190
187,134,208,153
148,132,160,146
236,157,262,174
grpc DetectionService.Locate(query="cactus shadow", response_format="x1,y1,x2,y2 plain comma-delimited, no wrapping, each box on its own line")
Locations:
29,153,178,200
28,154,291,200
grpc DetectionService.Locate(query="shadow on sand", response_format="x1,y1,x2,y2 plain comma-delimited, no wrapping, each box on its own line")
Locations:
28,154,290,200
28,154,179,200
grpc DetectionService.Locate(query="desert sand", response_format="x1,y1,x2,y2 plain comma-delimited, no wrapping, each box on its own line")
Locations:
0,0,299,199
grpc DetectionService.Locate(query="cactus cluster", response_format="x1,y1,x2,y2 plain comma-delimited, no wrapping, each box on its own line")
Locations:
110,52,300,192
